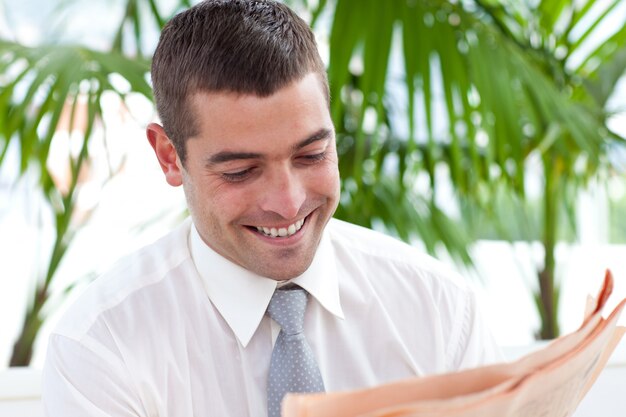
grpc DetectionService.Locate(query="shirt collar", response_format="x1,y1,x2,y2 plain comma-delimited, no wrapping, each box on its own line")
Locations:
189,223,344,348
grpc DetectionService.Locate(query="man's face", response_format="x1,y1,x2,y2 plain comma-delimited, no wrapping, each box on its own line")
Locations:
151,73,340,280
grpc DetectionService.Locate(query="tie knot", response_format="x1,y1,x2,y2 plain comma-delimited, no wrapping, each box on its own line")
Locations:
267,287,308,335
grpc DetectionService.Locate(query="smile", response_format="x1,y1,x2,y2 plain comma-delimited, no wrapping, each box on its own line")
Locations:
255,218,305,238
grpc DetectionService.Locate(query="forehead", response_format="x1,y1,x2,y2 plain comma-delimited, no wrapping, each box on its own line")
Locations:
187,73,332,151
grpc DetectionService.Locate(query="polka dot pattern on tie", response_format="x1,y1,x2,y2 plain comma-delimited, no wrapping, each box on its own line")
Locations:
266,287,325,417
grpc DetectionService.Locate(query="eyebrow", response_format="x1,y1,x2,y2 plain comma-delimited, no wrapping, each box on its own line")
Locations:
205,128,333,165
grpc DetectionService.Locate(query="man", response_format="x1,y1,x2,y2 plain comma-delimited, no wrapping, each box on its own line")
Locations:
42,1,502,416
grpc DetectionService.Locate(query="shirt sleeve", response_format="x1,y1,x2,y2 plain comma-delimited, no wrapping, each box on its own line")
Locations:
42,333,146,417
446,287,504,370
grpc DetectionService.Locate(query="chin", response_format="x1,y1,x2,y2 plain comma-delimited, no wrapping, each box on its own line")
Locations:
267,267,307,281
258,260,311,281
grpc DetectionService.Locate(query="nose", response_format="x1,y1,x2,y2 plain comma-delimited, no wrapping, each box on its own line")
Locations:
259,165,306,219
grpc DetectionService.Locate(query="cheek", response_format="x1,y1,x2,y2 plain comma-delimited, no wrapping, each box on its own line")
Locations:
211,186,260,218
314,163,340,196
300,170,339,208
182,177,227,221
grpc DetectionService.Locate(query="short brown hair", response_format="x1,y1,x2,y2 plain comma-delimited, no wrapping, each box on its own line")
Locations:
151,0,328,163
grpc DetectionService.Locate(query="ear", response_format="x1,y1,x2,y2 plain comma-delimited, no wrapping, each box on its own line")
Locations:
146,122,183,187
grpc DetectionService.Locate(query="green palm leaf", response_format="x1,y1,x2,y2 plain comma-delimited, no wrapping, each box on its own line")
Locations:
305,0,626,337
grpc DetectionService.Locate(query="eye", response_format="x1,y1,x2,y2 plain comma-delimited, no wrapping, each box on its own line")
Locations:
298,152,327,164
222,168,255,183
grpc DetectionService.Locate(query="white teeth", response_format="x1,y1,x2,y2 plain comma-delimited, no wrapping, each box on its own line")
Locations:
256,218,305,238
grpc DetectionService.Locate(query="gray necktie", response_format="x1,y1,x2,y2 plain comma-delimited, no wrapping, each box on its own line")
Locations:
266,287,325,417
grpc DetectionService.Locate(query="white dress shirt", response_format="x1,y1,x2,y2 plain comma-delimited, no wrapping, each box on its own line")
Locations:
42,218,502,417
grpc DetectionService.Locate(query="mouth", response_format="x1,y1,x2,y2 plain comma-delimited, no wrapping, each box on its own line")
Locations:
249,216,307,238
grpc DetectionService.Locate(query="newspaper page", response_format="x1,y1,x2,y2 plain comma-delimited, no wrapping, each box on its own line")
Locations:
283,270,625,417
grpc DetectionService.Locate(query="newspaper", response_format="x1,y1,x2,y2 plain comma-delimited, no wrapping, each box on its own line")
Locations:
283,270,626,417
